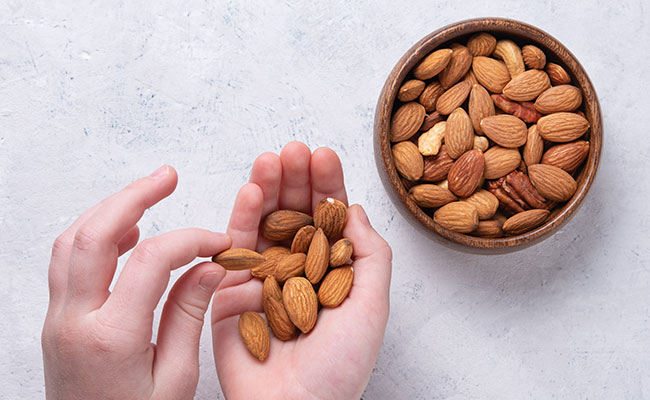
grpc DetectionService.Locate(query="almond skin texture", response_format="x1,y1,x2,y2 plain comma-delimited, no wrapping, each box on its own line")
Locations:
546,63,571,85
445,107,474,159
433,201,479,233
448,149,485,198
436,81,471,115
472,56,511,93
537,112,590,142
439,44,473,89
262,210,314,241
523,124,544,167
522,45,546,69
534,85,583,114
503,69,551,102
274,252,307,283
262,246,291,261
304,228,329,284
392,141,424,181
390,102,425,142
263,275,283,301
250,258,279,279
502,209,550,235
471,219,503,237
419,81,445,112
467,32,497,56
291,225,316,254
329,238,353,267
480,114,527,148
528,164,577,202
492,39,525,78
398,79,426,102
409,184,457,208
468,84,495,134
422,144,454,182
283,277,318,333
541,140,590,172
238,312,270,361
463,189,499,220
262,276,296,341
463,69,479,86
420,111,444,131
318,266,354,308
483,146,521,179
413,48,453,80
213,248,265,270
314,197,347,240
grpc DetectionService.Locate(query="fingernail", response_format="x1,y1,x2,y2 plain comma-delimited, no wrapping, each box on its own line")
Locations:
150,165,169,179
198,272,222,292
356,205,371,227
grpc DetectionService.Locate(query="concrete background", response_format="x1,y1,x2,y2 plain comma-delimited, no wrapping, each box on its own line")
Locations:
1,1,649,398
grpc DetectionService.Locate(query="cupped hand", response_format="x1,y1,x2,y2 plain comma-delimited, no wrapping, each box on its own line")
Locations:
211,142,393,400
42,166,231,400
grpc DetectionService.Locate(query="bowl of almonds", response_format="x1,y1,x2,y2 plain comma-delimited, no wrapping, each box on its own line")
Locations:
374,18,602,252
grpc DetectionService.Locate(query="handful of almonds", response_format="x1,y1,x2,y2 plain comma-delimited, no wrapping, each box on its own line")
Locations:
390,32,590,237
212,198,354,361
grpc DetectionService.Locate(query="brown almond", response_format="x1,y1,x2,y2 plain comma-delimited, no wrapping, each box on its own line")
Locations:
471,219,503,237
502,209,550,235
262,276,295,341
522,45,546,69
261,246,291,261
238,312,270,361
528,164,577,202
314,197,347,240
463,69,479,86
445,107,474,159
250,259,279,279
274,252,306,283
329,238,353,267
447,149,485,198
418,81,445,113
546,63,571,85
523,124,544,166
433,201,479,233
282,277,318,333
318,266,354,308
413,48,453,80
262,210,313,241
534,85,583,114
463,189,499,220
291,225,316,254
439,43,473,89
304,228,329,284
503,69,551,102
468,84,495,134
212,248,266,270
263,275,283,301
398,79,426,102
420,111,444,131
537,112,590,142
541,140,590,172
390,102,425,142
472,56,511,93
436,81,472,115
483,146,521,179
409,184,457,208
480,114,527,148
467,32,497,56
392,141,424,181
422,144,454,182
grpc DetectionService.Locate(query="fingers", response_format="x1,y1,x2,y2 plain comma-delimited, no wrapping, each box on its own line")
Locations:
278,141,312,213
101,229,231,331
152,262,225,398
310,147,348,211
248,152,282,217
65,166,178,312
117,225,140,256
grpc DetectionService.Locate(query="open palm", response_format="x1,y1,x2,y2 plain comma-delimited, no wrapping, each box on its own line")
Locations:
211,142,392,399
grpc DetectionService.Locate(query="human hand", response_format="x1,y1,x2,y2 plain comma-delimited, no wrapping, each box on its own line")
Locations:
211,142,392,400
42,166,232,400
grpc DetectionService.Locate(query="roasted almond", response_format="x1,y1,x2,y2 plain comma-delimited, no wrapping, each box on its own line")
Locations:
291,225,316,254
318,266,354,308
445,107,474,159
522,45,546,69
433,201,479,233
523,124,544,166
537,112,589,142
463,69,479,86
419,81,445,113
463,189,499,220
238,312,270,361
274,252,306,283
436,81,471,115
492,40,525,78
261,246,291,261
480,114,527,148
503,69,551,102
263,275,283,301
392,141,424,181
304,228,329,284
422,144,454,182
398,79,426,102
534,85,583,114
471,219,503,237
541,140,590,172
283,277,318,333
262,210,313,241
314,197,347,240
213,248,266,270
483,146,521,179
262,276,295,341
329,238,353,267
468,84,495,135
448,149,485,198
467,32,497,56
439,43,472,89
413,48,453,80
420,111,444,131
409,184,457,208
472,56,511,93
390,102,425,142
250,258,279,279
546,62,571,85
528,164,577,202
502,209,550,235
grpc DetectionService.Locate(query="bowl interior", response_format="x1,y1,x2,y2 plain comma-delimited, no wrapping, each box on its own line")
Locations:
374,18,602,253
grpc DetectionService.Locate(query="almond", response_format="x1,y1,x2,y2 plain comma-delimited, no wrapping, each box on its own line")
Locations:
313,197,347,240
503,69,551,102
483,146,521,179
261,246,291,261
471,219,503,237
262,210,313,241
238,312,270,361
318,266,354,308
480,115,527,148
418,121,446,156
472,56,511,93
418,81,445,113
537,112,589,142
274,252,306,283
390,102,425,142
523,124,543,166
250,258,279,279
541,140,590,172
291,225,316,254
492,40,525,78
413,48,453,80
528,164,577,202
212,248,266,270
447,149,485,198
467,32,497,56
463,189,499,220
409,184,457,208
439,43,472,89
329,238,354,267
304,228,329,284
463,69,479,86
546,62,571,85
263,275,283,301
433,201,479,233
502,209,550,235
436,81,471,115
282,277,318,333
522,45,546,69
420,111,444,131
392,141,424,181
262,276,295,341
445,107,474,159
534,85,582,114
468,84,495,134
422,144,454,181
398,79,426,102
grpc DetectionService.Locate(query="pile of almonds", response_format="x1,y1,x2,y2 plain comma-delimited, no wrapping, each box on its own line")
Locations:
212,198,354,360
390,32,590,237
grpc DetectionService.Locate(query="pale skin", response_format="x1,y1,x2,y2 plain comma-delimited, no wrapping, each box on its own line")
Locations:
42,142,392,400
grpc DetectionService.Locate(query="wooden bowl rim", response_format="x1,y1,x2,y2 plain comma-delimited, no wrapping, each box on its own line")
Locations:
374,17,602,253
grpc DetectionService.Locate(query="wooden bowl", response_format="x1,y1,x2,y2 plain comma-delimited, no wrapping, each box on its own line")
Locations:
374,18,602,253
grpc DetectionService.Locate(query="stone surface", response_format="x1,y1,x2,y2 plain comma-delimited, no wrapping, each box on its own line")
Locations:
1,1,649,399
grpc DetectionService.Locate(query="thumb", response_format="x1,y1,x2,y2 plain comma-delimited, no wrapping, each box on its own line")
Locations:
152,262,225,399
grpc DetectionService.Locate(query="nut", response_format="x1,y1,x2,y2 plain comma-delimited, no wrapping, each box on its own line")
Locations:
468,84,495,134
422,144,454,182
528,164,577,202
213,248,266,270
473,135,489,152
492,39,525,78
436,81,472,115
419,81,445,113
447,149,485,198
467,32,497,56
537,112,590,142
472,219,503,237
318,266,354,307
445,107,474,159
523,124,544,167
329,238,354,267
304,228,329,284
463,189,499,220
503,69,551,102
439,43,473,89
480,114,527,148
409,184,458,208
472,56,511,93
535,85,583,114
313,197,347,240
392,141,424,181
238,312,270,361
390,102,426,142
291,225,316,254
282,277,318,334
398,79,426,102
433,201,479,233
522,45,546,69
541,140,590,172
546,62,571,85
274,252,307,283
502,209,550,234
413,48,453,80
262,276,296,341
483,146,521,179
418,121,446,156
262,210,314,241
491,94,542,123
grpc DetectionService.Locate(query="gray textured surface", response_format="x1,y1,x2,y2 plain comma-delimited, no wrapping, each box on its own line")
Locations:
1,1,649,399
